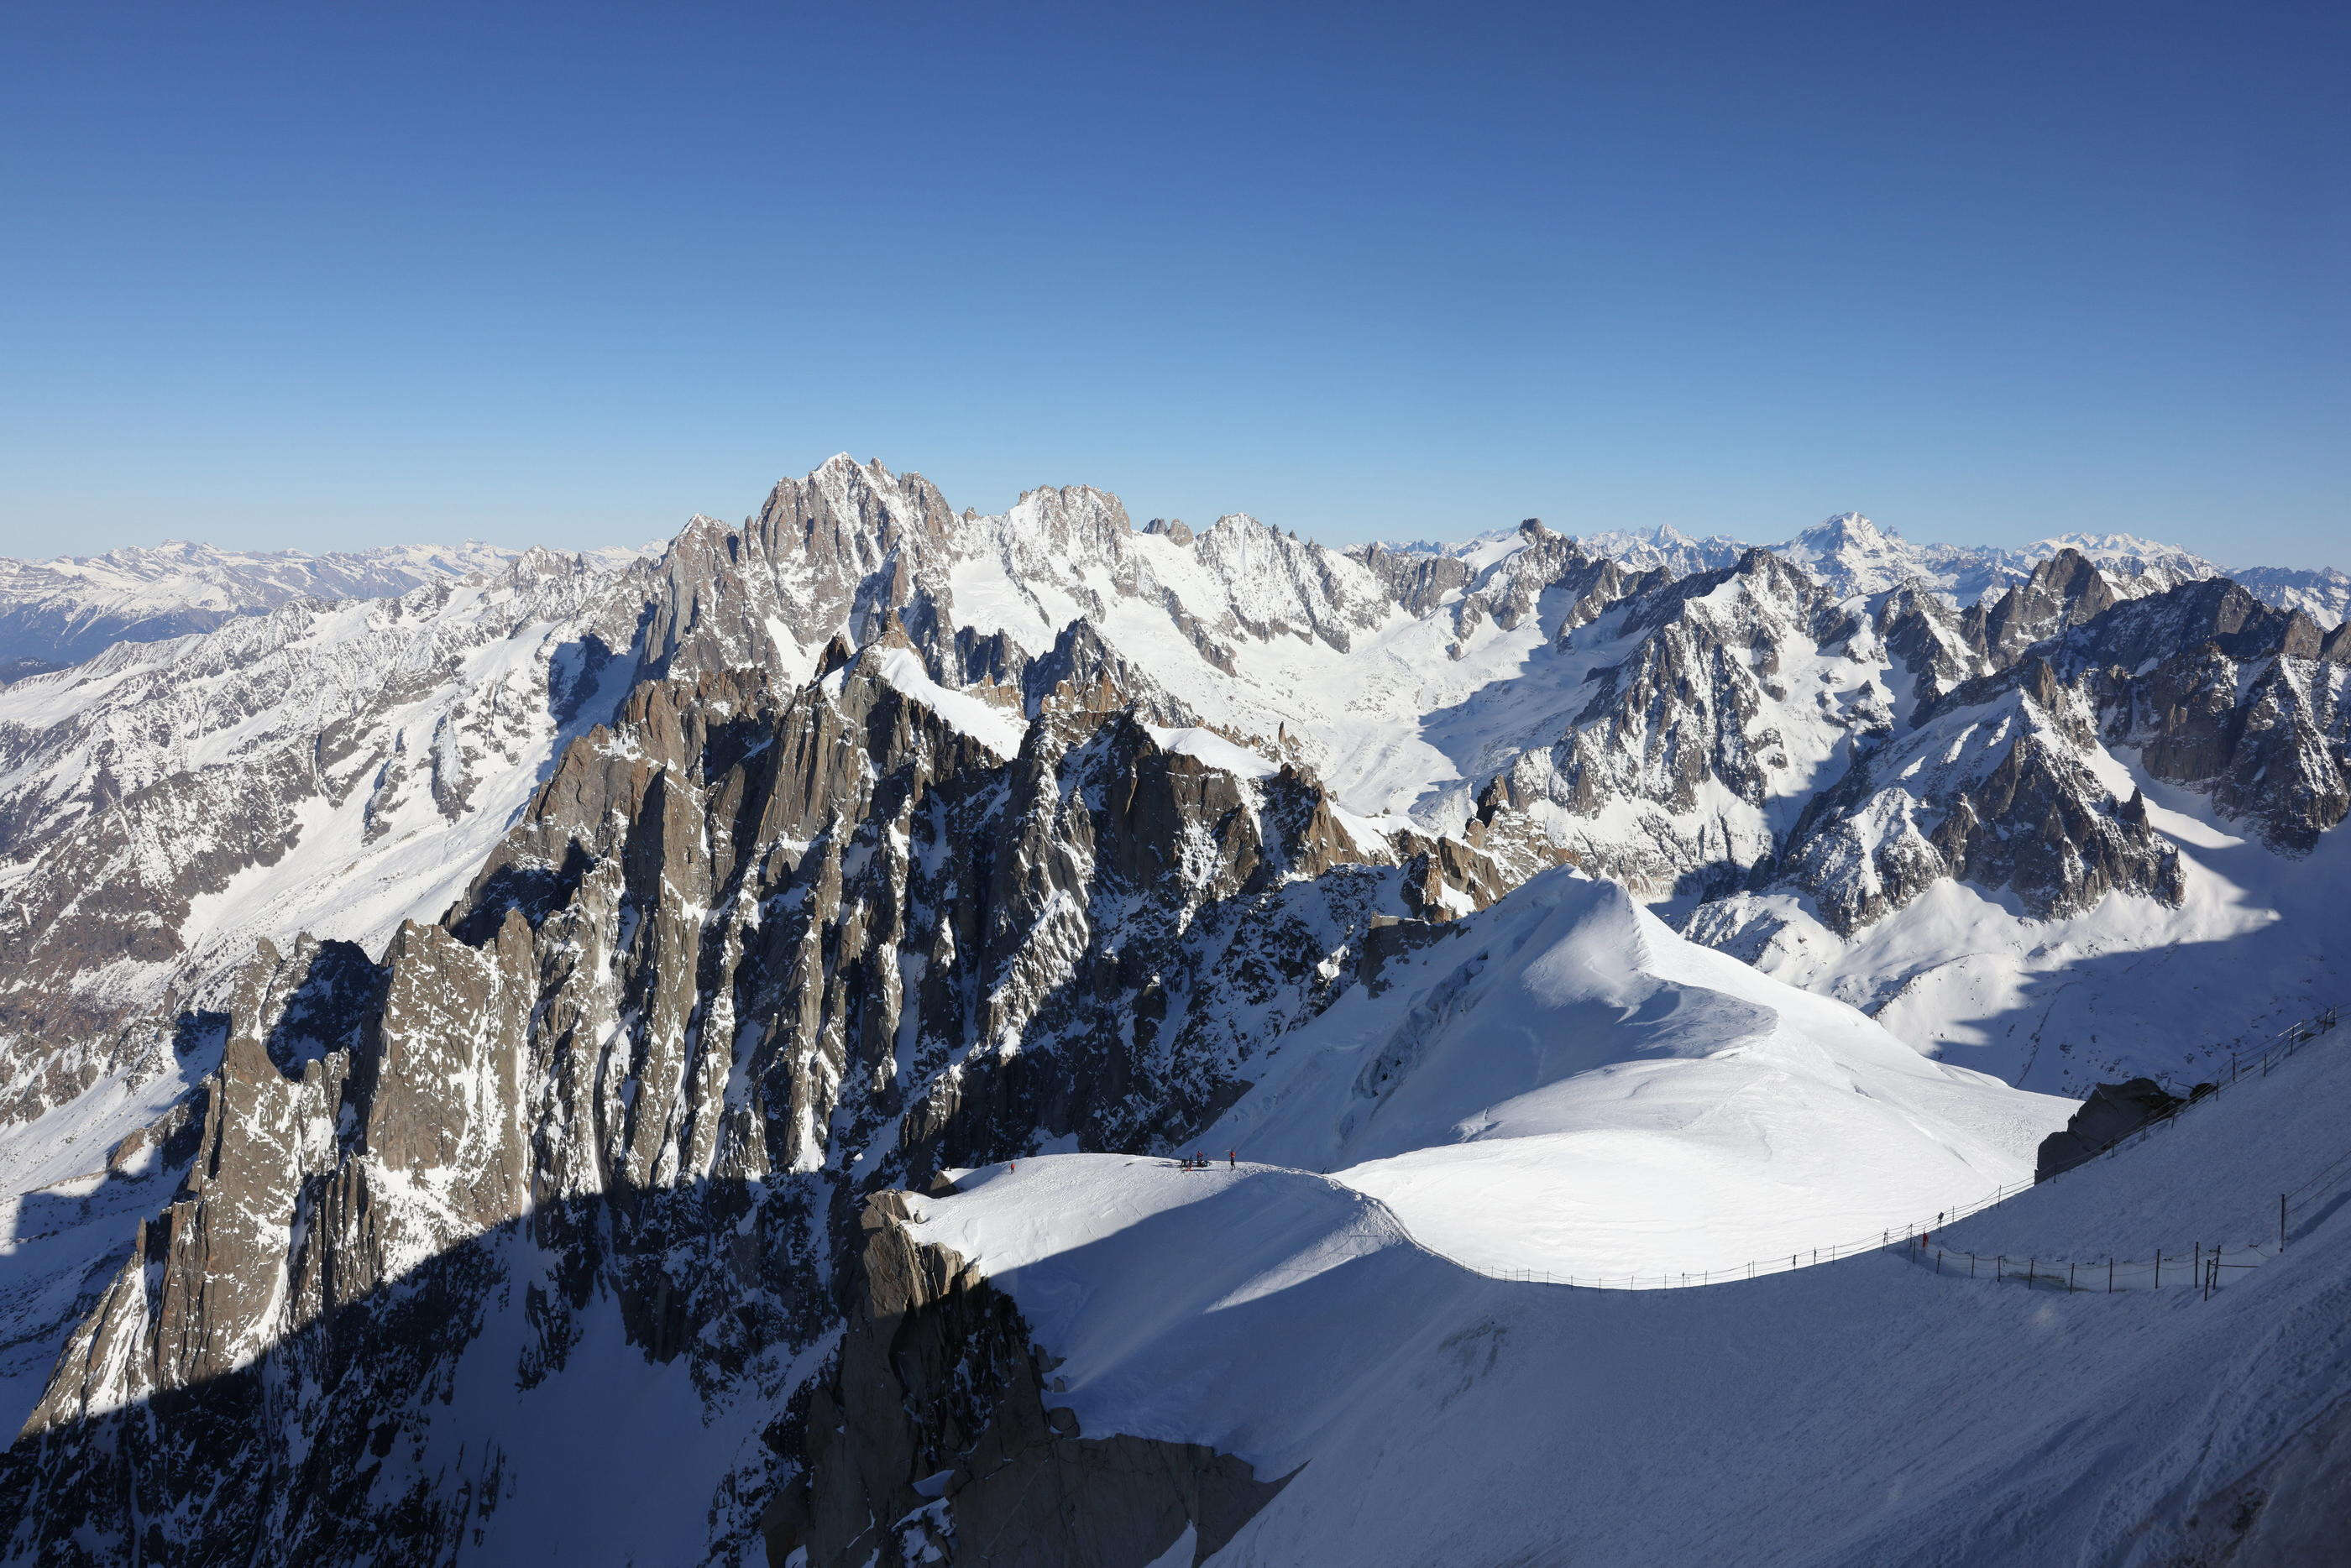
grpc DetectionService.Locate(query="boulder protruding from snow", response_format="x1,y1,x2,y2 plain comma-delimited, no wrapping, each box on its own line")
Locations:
2034,1078,2186,1181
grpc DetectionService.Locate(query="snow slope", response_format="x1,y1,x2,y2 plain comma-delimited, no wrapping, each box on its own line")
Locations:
1697,755,2351,1091
1196,870,2071,1279
913,1011,2351,1566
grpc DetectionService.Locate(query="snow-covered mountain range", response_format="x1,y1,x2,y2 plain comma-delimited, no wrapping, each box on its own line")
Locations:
1395,510,2350,622
0,538,656,678
0,457,2345,1565
8,510,2343,689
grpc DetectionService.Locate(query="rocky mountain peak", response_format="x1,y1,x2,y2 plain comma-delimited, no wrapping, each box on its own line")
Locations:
1963,546,2120,667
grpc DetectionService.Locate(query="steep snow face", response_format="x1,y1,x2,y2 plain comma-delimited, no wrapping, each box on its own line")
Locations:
945,507,1600,824
0,539,658,670
1772,675,2178,935
1375,521,1748,581
1678,570,2351,1090
1519,511,2338,624
2005,533,2351,626
2,456,2348,1568
1200,870,2070,1278
3,459,2337,1141
2019,531,2221,596
908,1017,2351,1566
0,461,2338,1141
955,509,1903,896
0,619,1511,1564
1481,551,1893,891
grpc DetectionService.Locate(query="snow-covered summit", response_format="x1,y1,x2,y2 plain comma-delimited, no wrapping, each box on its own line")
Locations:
1380,511,2340,622
1568,522,1742,578
0,538,509,670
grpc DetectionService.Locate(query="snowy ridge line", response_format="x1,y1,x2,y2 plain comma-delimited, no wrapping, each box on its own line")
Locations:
1460,1176,2029,1291
1410,1006,2343,1293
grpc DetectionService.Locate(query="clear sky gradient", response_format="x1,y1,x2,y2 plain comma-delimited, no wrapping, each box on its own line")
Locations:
4,1,2344,566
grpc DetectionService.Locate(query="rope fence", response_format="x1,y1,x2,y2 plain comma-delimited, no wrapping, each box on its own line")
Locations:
1478,1006,2343,1294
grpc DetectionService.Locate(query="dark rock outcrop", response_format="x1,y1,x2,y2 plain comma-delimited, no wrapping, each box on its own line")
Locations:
1961,548,2119,670
2034,1078,2186,1181
765,1192,1290,1567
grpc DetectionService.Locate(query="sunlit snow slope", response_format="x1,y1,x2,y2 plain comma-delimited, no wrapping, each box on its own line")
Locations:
914,1014,2351,1567
1199,869,2073,1279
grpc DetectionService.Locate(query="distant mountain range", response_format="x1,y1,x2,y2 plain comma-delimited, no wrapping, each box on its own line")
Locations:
3,515,2342,687
0,539,656,677
1389,511,2350,625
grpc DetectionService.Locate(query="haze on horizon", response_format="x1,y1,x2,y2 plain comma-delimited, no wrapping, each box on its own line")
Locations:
3,1,2344,570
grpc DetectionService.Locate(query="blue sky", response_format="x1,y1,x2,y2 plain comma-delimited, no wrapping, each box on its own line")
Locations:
4,1,2344,566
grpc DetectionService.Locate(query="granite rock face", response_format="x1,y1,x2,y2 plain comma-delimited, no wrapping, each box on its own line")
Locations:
766,1192,1288,1568
1693,568,2348,947
0,547,651,1129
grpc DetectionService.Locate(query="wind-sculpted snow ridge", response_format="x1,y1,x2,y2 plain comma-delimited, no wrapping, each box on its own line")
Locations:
1202,869,2074,1281
886,996,2351,1568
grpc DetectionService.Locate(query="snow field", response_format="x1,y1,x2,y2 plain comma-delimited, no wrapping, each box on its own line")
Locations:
1719,750,2351,1092
902,857,2351,1560
1198,869,2072,1282
911,1028,2351,1565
